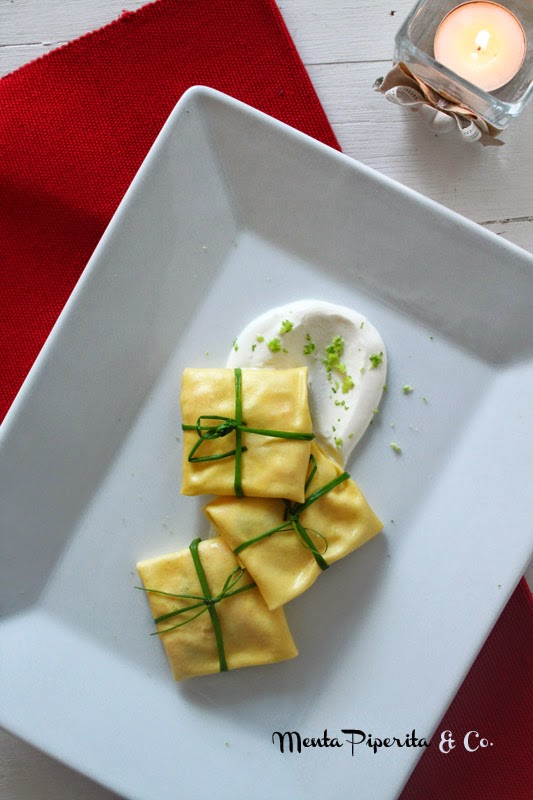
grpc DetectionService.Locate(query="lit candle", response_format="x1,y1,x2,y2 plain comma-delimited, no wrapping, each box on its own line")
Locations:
434,2,526,92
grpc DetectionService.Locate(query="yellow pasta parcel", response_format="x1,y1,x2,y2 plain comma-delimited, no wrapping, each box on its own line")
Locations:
204,442,383,610
136,537,298,681
180,367,313,502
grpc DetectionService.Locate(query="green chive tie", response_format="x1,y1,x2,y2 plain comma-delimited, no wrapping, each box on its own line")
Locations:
182,368,314,497
233,455,350,571
138,538,255,673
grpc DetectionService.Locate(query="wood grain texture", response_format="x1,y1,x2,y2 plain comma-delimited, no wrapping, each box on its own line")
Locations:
277,0,408,62
309,62,533,217
4,0,529,250
0,0,153,44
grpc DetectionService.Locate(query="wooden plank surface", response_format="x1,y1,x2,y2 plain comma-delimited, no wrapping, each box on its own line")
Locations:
1,0,532,251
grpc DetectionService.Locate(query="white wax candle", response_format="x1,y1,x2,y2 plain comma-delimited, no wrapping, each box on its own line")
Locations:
434,1,526,92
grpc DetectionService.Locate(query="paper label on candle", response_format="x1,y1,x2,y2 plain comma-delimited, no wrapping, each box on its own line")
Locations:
374,62,506,145
386,85,426,105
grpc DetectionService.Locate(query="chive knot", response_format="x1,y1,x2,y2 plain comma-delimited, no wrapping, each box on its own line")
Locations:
181,368,314,497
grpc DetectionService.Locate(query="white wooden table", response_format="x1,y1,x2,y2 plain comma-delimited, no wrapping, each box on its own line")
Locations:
1,2,532,798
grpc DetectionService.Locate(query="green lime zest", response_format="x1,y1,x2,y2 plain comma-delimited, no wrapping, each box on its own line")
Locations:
342,375,354,393
267,338,285,353
322,335,355,393
303,333,316,355
322,335,344,371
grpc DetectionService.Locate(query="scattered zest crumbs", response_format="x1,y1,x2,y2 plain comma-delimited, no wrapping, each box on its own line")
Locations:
390,441,402,453
303,333,316,355
369,352,383,368
232,339,239,352
268,338,287,353
402,384,414,395
323,335,344,372
335,437,343,449
280,319,294,334
342,375,354,393
334,399,349,409
256,335,264,343
322,335,355,394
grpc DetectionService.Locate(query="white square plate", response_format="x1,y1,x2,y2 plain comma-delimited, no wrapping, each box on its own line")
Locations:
1,87,532,800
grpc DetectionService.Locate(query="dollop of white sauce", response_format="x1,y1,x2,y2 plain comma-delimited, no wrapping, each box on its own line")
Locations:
226,299,387,465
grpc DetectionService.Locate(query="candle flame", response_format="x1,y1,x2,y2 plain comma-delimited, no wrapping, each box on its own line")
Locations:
475,29,491,53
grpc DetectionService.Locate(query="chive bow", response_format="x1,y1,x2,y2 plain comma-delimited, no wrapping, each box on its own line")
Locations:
182,368,314,496
138,538,255,673
233,455,350,571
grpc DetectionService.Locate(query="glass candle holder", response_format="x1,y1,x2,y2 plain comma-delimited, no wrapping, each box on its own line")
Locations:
395,0,533,129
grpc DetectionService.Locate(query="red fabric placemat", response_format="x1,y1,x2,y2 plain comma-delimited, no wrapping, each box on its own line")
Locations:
1,1,531,797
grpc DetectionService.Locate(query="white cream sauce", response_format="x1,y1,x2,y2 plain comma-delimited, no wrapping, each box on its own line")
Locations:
227,299,387,465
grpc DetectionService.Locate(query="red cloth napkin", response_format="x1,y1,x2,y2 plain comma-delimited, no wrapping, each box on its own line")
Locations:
1,1,531,796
